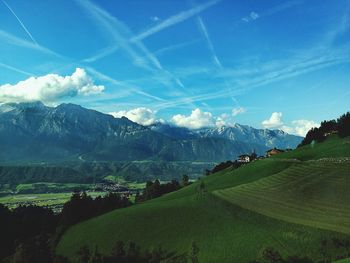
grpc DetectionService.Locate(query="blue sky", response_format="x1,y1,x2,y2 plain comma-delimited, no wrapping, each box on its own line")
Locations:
0,0,349,135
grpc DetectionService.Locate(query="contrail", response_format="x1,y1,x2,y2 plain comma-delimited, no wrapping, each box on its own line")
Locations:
131,0,221,42
1,0,38,45
196,16,222,68
83,0,221,63
0,29,62,58
0,62,34,77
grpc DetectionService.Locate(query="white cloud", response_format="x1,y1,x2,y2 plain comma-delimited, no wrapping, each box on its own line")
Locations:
262,112,319,136
150,16,161,22
262,112,284,129
172,108,215,129
242,11,259,22
215,117,225,127
250,12,259,20
232,107,246,116
289,120,320,137
109,107,158,126
0,68,104,104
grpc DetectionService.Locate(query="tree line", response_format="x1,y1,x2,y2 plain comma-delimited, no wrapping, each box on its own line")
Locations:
0,191,131,262
205,160,244,175
135,176,190,203
0,177,192,262
300,112,350,146
250,240,350,263
74,240,199,263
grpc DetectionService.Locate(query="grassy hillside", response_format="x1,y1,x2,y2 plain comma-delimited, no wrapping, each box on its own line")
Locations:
272,135,350,161
215,161,350,234
57,136,350,262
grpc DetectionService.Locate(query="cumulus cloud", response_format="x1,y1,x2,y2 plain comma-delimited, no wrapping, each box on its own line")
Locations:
172,108,215,129
288,120,320,137
215,116,226,127
0,68,104,104
109,107,158,126
232,107,246,116
262,112,284,129
262,112,319,136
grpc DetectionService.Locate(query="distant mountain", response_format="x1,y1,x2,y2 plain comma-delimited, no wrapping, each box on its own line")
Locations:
0,102,161,162
0,102,302,164
149,122,302,150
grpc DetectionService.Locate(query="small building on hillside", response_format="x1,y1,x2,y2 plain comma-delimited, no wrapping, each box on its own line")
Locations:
266,148,285,157
238,154,251,163
324,130,338,137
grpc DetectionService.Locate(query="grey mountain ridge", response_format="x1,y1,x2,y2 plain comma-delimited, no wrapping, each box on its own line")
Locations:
149,122,301,149
0,102,302,163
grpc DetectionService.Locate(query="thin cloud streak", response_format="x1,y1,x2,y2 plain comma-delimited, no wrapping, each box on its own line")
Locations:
195,15,239,106
75,0,153,71
131,0,221,42
0,62,34,77
231,48,350,88
85,67,166,102
0,30,62,58
83,45,119,63
154,39,200,56
162,45,350,110
196,16,222,68
83,0,220,63
77,0,187,97
1,0,38,45
238,0,303,25
153,86,247,110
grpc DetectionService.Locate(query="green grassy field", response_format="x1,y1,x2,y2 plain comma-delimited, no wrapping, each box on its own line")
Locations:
56,136,350,262
335,259,350,263
272,135,350,161
0,191,107,210
215,161,350,235
15,182,92,193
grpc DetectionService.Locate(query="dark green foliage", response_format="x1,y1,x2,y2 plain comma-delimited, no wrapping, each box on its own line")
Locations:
0,165,91,185
81,241,187,263
135,179,181,202
182,174,190,186
12,234,53,263
77,245,90,263
259,247,284,263
189,241,200,263
300,127,326,146
338,112,350,138
209,160,243,174
61,191,131,227
300,112,350,146
0,191,132,261
254,247,314,263
319,237,350,262
0,203,58,260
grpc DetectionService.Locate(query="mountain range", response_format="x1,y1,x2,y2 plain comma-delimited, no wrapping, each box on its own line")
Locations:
0,102,302,164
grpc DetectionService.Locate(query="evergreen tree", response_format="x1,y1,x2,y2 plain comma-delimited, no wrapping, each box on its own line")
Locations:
189,241,199,263
78,245,91,263
182,175,190,186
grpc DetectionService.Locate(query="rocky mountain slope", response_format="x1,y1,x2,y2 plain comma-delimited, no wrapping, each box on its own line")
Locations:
0,102,302,163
